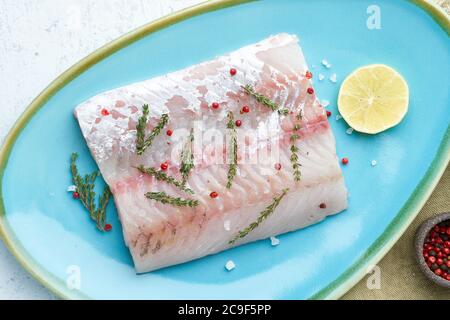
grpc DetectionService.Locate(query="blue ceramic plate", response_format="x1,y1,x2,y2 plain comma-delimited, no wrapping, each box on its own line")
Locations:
0,0,449,299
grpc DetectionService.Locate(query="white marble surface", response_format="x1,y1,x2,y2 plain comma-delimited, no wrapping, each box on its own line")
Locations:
0,0,204,300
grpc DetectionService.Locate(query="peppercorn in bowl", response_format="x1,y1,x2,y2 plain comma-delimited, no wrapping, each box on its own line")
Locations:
415,212,450,289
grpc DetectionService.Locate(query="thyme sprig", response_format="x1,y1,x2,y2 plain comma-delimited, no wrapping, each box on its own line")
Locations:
226,111,238,189
290,144,302,182
136,165,194,195
145,192,199,207
136,104,150,153
242,84,279,111
229,188,289,244
242,84,290,116
290,123,302,182
70,153,112,231
180,128,195,185
136,104,169,155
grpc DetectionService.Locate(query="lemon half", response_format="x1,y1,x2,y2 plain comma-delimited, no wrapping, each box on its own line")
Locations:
338,64,409,134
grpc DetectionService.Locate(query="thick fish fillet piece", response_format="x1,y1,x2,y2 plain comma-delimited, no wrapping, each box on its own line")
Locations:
75,33,348,273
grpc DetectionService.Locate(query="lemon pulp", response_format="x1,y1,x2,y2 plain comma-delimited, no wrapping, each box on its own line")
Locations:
338,64,409,134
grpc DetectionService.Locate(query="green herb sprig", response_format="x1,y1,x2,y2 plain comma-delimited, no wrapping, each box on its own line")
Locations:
229,188,289,244
290,144,302,182
136,104,150,153
242,84,290,116
70,153,111,231
146,191,199,207
290,124,302,182
226,111,238,189
180,128,195,185
136,165,194,195
242,84,279,112
136,104,169,155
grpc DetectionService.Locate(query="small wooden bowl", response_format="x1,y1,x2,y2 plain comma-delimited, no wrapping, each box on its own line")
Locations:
414,212,450,289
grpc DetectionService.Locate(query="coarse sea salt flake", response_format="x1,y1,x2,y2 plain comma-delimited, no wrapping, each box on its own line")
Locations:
321,59,332,68
270,236,280,246
346,127,354,135
336,114,343,121
371,160,378,166
321,100,330,108
329,73,337,83
224,220,231,231
225,260,236,271
318,73,325,81
67,185,77,192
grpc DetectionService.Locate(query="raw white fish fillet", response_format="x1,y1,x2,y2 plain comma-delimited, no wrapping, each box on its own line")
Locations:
74,33,348,273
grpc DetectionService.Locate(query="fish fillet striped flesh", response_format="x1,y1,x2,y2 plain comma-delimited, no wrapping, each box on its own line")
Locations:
74,33,348,273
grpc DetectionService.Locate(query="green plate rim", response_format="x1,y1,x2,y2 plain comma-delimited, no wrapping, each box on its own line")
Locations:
0,0,448,300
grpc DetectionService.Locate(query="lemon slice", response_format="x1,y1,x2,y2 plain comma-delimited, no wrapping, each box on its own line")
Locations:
338,64,409,134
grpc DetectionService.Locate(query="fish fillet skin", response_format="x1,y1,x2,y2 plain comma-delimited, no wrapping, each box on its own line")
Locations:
74,33,348,273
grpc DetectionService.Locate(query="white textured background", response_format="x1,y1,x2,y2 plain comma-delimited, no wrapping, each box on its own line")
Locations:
0,0,204,300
